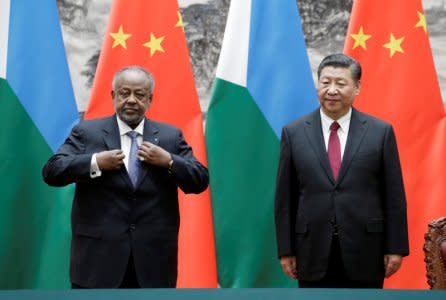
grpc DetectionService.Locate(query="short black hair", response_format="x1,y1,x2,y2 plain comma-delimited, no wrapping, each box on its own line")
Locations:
317,53,362,83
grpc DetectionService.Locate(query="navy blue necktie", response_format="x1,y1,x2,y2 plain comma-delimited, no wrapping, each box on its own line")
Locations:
126,131,140,186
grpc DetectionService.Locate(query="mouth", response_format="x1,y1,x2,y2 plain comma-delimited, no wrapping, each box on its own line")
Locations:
123,108,137,114
324,98,340,102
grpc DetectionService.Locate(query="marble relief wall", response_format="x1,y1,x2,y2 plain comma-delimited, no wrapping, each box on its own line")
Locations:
57,0,446,114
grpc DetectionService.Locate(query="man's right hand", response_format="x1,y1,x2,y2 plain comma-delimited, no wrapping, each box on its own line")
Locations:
96,150,125,171
280,256,298,280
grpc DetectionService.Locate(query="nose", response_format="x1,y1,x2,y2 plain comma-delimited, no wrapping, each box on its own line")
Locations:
327,84,338,95
126,94,137,104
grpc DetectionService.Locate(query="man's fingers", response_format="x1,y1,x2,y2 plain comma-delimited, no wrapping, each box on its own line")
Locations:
385,261,399,278
384,255,403,278
115,153,125,160
110,149,123,155
142,141,155,147
280,257,297,280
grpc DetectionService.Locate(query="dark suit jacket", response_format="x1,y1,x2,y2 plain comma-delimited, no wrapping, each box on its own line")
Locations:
275,108,409,282
42,116,209,288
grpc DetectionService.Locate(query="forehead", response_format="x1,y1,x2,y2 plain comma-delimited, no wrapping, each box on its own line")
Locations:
319,66,353,81
115,70,150,89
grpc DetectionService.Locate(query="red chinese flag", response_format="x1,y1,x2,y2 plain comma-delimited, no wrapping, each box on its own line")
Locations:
85,0,217,287
344,0,446,289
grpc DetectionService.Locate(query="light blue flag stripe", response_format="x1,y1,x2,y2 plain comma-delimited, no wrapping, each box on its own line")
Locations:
246,0,318,138
7,1,78,152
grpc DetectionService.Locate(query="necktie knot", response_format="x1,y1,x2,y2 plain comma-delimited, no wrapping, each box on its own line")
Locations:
330,121,340,132
126,131,138,140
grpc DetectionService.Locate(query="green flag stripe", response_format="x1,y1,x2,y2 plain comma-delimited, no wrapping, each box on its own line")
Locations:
206,79,295,287
0,79,72,288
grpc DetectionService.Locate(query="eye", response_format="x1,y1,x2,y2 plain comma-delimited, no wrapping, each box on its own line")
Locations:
118,90,130,98
135,92,147,100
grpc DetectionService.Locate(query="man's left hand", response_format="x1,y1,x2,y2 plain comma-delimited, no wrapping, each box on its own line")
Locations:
384,254,403,278
138,141,172,168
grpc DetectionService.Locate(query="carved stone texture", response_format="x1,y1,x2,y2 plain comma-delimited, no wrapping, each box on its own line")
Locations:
182,0,229,109
424,216,446,289
297,0,352,52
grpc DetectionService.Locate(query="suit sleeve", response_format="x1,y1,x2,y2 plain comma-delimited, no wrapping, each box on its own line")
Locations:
275,127,298,257
169,130,209,194
382,125,409,256
42,124,93,187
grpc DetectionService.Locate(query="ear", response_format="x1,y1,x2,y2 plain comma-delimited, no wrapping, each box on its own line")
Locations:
355,80,361,95
111,90,115,98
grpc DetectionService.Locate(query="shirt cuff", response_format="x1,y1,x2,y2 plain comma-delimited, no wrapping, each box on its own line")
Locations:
90,153,102,178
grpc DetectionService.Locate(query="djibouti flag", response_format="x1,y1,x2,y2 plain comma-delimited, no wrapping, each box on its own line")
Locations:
0,0,78,288
206,0,318,287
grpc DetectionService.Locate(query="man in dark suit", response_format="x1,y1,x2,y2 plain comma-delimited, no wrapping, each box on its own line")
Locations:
43,66,209,288
275,54,409,288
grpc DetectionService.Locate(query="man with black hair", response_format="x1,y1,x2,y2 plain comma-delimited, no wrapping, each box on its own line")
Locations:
275,54,409,288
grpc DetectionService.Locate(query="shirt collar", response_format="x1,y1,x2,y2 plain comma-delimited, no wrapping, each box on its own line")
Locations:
116,116,144,137
320,107,352,132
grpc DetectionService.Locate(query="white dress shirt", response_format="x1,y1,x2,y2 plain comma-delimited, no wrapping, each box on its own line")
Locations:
320,108,352,160
90,116,144,177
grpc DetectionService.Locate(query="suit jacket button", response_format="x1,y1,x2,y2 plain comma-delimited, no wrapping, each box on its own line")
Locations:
129,224,136,231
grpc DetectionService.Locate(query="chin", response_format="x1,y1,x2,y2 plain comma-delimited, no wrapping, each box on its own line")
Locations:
121,116,142,127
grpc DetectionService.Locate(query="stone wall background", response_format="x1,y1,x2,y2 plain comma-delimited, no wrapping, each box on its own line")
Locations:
57,0,446,114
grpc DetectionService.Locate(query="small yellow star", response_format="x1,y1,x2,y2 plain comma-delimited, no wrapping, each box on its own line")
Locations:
383,33,405,58
143,32,165,57
176,11,185,31
109,25,132,49
350,26,372,50
415,11,427,33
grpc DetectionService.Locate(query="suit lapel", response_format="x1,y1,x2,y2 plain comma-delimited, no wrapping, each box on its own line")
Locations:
304,110,336,184
101,116,134,188
136,119,160,187
337,108,368,184
102,116,121,150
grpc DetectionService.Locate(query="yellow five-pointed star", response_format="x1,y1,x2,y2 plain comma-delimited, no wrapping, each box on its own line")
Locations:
110,25,132,49
383,33,405,58
143,33,165,57
350,26,372,50
415,11,427,33
176,11,184,30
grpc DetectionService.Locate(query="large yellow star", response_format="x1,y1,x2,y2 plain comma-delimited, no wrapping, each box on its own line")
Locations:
143,33,165,57
110,25,132,49
383,33,404,58
350,26,372,50
176,11,185,31
415,11,427,33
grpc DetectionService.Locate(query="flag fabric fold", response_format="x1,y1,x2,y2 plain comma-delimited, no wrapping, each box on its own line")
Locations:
84,0,217,287
206,0,318,287
0,0,78,288
344,0,446,289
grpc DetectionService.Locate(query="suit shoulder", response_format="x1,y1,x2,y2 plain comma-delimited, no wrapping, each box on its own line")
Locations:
76,116,113,129
149,120,181,134
283,110,316,131
355,109,392,130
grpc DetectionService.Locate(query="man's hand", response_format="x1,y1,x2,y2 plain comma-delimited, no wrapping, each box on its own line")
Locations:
96,150,125,171
384,254,403,278
280,256,298,280
138,141,172,168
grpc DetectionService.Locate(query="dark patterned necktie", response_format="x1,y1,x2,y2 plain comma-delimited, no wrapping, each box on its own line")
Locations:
328,121,341,180
126,131,140,186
